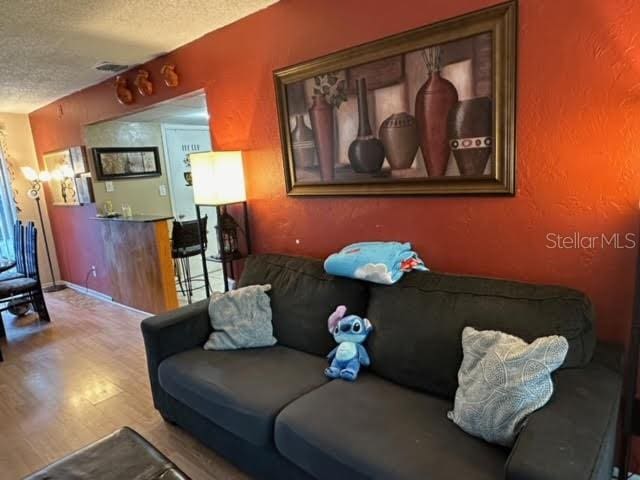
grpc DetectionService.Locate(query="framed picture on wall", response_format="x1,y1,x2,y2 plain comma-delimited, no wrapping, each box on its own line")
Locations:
273,1,516,196
92,146,162,180
70,146,88,174
75,174,95,205
43,148,80,206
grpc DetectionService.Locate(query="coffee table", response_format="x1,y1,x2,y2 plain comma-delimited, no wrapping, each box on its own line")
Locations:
23,427,190,479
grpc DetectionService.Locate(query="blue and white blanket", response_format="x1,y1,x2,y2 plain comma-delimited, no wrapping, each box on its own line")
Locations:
324,242,427,285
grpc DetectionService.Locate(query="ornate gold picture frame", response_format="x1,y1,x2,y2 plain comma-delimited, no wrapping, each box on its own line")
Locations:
274,1,516,196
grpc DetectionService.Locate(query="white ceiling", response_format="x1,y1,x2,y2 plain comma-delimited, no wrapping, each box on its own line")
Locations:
118,93,209,126
0,0,278,113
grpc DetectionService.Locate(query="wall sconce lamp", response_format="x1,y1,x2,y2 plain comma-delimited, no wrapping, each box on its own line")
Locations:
20,167,65,292
189,151,251,293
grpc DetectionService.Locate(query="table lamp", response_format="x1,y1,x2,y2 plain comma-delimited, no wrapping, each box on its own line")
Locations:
189,151,251,293
21,167,65,292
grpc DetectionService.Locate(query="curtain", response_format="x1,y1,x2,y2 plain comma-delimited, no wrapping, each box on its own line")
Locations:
0,146,17,258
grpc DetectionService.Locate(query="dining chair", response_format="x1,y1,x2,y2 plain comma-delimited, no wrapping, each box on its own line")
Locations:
0,220,26,282
0,222,51,352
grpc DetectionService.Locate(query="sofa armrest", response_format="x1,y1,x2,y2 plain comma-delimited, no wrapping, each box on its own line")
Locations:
505,343,622,480
140,299,211,409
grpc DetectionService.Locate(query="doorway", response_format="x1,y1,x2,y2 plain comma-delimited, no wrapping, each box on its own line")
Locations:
89,91,223,303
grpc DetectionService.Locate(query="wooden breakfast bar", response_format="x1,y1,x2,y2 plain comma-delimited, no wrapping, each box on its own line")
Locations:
95,215,178,314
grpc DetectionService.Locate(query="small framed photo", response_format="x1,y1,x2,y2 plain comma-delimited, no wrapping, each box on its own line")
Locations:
92,147,162,180
75,174,95,205
70,146,88,174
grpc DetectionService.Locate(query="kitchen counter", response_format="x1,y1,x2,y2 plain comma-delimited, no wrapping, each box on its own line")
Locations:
97,215,178,313
94,215,173,223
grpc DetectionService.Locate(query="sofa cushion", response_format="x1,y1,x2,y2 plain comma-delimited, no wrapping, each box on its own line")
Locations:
367,270,596,398
158,346,328,446
275,374,507,480
238,254,369,356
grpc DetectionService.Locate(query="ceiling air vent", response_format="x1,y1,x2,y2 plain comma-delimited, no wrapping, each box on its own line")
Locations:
93,61,129,73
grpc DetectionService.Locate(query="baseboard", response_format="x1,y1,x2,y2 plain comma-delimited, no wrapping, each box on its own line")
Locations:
61,281,152,316
62,281,112,302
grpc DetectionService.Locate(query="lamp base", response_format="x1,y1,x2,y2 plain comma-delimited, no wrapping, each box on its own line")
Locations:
43,284,67,293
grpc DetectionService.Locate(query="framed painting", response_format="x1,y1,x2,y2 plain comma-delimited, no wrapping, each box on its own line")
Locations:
92,147,161,180
274,1,516,196
43,148,79,206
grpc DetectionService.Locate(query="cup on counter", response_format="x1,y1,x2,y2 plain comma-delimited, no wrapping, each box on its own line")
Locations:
103,201,113,215
121,204,132,218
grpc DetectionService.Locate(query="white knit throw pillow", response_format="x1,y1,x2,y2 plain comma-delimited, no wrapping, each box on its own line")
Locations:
447,326,568,446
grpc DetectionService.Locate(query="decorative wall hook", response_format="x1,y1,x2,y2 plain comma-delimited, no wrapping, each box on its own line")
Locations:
115,76,133,105
160,64,179,87
134,69,153,96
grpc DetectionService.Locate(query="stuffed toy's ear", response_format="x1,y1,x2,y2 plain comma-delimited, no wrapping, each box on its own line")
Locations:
364,318,373,332
328,305,347,332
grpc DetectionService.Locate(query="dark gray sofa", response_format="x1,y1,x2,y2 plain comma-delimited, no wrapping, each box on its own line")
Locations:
141,254,622,480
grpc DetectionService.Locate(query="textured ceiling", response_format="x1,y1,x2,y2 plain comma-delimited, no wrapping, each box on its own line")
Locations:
0,0,277,113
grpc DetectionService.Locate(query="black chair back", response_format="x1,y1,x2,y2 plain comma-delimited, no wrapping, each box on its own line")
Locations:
171,216,207,257
13,220,26,275
24,222,39,279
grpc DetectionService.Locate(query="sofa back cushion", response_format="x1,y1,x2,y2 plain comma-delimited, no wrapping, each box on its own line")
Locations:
238,254,369,357
366,271,596,399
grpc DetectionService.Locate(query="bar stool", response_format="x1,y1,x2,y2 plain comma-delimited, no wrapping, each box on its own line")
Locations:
171,215,208,304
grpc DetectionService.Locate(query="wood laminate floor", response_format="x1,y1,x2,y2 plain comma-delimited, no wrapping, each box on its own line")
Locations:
0,288,249,480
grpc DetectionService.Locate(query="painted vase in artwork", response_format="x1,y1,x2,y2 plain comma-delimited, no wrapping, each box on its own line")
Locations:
379,113,418,170
308,95,335,180
348,78,385,174
448,97,492,176
415,48,459,177
291,114,316,168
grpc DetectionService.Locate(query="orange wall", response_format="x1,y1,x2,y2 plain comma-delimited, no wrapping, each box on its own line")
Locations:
30,0,640,343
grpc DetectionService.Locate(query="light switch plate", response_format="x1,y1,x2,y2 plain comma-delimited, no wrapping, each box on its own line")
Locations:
159,184,167,196
105,181,114,192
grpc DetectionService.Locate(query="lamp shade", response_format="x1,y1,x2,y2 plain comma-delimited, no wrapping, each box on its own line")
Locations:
190,151,246,205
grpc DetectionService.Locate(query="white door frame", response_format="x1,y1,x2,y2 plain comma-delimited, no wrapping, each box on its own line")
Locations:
160,123,212,218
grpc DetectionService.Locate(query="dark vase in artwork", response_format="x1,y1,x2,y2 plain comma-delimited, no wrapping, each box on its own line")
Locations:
415,71,459,177
448,97,492,176
291,114,316,168
308,95,335,180
379,113,418,170
348,78,385,174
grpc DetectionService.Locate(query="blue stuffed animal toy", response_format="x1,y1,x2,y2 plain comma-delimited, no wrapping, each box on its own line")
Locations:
325,305,373,381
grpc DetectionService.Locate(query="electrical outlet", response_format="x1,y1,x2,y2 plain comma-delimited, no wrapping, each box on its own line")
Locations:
159,184,167,196
90,265,97,277
105,181,114,192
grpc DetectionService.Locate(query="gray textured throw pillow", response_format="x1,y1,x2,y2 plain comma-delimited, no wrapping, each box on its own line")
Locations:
447,326,568,446
204,284,276,350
